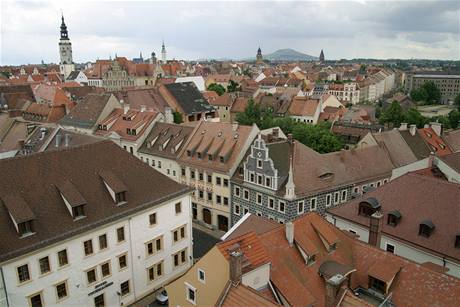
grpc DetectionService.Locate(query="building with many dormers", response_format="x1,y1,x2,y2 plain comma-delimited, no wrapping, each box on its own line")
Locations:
177,122,259,232
230,132,395,226
0,141,193,307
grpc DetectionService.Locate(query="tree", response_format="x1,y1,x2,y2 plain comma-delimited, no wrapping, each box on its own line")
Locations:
207,83,226,96
422,81,441,104
227,80,241,93
235,99,263,126
403,108,428,128
448,110,460,129
379,101,404,127
410,88,428,102
292,124,343,154
173,111,183,124
454,93,460,111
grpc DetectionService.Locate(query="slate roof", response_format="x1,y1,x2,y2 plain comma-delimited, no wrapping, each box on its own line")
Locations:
399,130,431,159
0,140,191,262
164,82,214,115
444,129,460,152
439,151,460,173
112,88,169,113
328,172,460,264
371,129,418,167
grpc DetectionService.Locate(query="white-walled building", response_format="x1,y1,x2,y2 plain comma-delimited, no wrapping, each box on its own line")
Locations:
0,141,193,307
327,172,460,278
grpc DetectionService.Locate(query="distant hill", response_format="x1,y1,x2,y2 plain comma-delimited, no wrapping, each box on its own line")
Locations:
263,49,318,61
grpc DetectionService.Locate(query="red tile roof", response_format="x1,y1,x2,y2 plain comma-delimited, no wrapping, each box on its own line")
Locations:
418,127,452,156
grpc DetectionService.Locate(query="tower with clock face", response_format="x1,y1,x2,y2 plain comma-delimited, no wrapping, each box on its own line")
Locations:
59,15,75,79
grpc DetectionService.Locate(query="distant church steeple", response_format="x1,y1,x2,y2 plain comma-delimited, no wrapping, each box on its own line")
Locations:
58,13,75,79
161,40,167,63
319,49,325,63
256,46,263,64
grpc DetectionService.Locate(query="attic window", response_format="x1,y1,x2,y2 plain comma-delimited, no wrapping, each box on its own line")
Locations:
358,198,380,217
319,172,334,180
419,220,435,238
72,205,85,218
187,150,192,157
18,221,34,237
100,170,128,205
56,180,87,220
208,154,213,161
387,211,401,226
2,195,36,238
116,191,127,203
219,155,225,163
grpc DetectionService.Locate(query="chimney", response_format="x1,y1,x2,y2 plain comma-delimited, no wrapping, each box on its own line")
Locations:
123,103,130,115
325,274,346,307
273,127,279,138
55,134,61,147
430,122,442,136
164,107,173,124
140,105,146,113
64,134,70,147
287,133,293,143
409,124,417,136
368,211,383,247
229,251,243,285
232,122,239,131
399,122,408,131
285,221,294,246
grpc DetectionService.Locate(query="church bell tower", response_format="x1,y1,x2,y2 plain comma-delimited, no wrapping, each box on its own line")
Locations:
59,14,75,79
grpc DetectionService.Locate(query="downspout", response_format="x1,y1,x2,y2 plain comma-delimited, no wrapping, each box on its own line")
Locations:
128,217,137,301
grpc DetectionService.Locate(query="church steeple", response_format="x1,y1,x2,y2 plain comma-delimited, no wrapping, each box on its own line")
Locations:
256,46,263,64
161,40,167,63
60,14,69,40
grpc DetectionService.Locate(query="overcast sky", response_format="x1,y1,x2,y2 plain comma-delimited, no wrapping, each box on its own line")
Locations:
1,0,459,65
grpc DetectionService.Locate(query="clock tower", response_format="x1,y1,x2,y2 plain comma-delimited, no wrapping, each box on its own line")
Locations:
59,14,75,79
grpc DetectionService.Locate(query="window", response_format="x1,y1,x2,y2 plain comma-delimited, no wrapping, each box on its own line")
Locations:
256,211,262,217
101,261,111,278
58,249,68,267
199,172,203,181
17,264,30,283
353,186,359,194
256,193,262,204
268,197,275,209
250,173,255,182
234,204,241,215
199,190,204,199
198,269,205,283
181,168,186,176
455,235,460,249
216,195,222,204
334,192,340,204
298,201,304,214
243,189,250,200
149,212,157,226
146,236,163,255
265,177,271,187
326,194,332,207
83,239,94,256
120,280,130,296
148,261,163,281
419,222,435,238
186,283,196,305
175,202,182,214
55,281,68,300
86,268,97,284
18,221,33,236
369,276,386,293
386,243,395,254
115,191,127,204
173,249,188,268
279,201,286,213
257,175,263,185
341,190,347,202
173,226,186,243
207,192,213,201
310,198,317,211
191,170,195,179
387,214,400,226
72,205,85,219
223,179,229,187
99,234,108,250
158,161,162,168
257,159,263,168
117,227,125,242
94,293,104,307
207,174,212,183
243,206,249,215
39,256,50,275
349,229,357,235
216,177,221,185
118,254,127,270
29,293,43,307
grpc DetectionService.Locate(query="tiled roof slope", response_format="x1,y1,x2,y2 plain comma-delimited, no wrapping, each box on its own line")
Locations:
0,140,190,262
372,129,418,167
60,93,115,129
328,173,460,263
163,82,214,114
222,284,279,307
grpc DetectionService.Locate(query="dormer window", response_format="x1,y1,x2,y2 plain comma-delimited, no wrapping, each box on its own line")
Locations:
116,191,127,204
56,180,87,220
387,210,401,226
18,220,34,236
72,205,85,218
208,154,213,161
197,152,202,159
219,156,225,163
187,150,192,157
100,170,128,205
419,220,435,238
455,235,460,249
358,198,380,217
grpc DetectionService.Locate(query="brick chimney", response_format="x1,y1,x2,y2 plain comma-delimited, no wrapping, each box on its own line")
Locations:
285,221,294,246
229,251,242,285
368,211,383,247
325,274,346,307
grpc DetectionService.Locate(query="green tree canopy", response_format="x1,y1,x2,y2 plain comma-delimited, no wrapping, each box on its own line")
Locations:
173,111,183,124
403,108,429,128
227,80,241,93
379,101,404,127
207,83,226,96
454,93,460,111
410,81,441,104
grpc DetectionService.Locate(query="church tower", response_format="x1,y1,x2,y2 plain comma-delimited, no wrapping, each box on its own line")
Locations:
319,49,325,63
256,46,263,64
59,14,75,79
161,40,167,63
